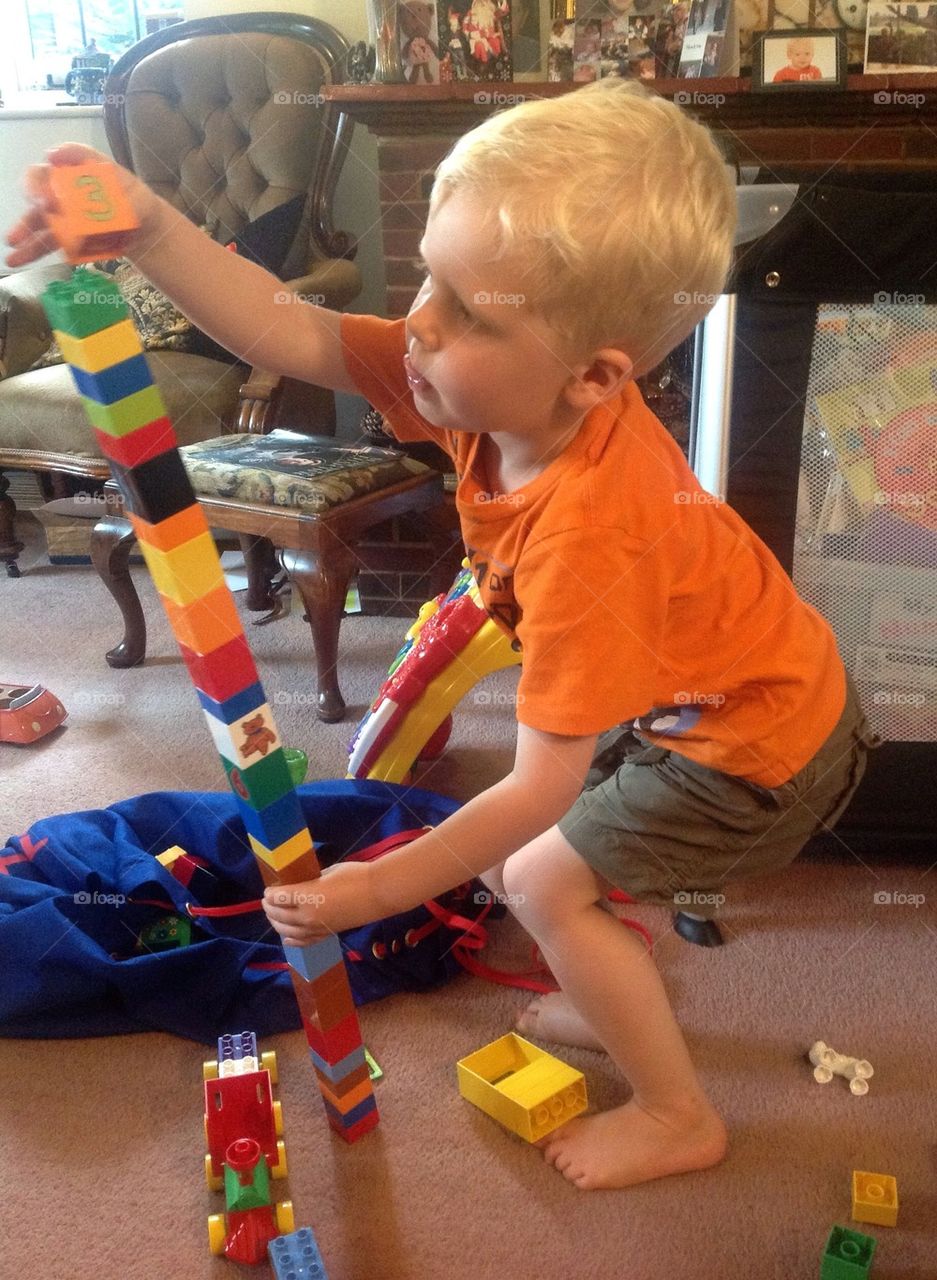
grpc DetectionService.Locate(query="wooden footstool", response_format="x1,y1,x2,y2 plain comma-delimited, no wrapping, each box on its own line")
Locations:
91,431,455,722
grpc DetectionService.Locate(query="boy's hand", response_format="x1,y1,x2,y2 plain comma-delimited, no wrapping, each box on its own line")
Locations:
262,862,382,948
4,144,158,268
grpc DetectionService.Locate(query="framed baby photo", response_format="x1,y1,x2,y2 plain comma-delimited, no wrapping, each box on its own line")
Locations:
752,26,847,88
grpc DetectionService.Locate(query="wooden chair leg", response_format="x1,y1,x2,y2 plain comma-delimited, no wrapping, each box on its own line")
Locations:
0,471,25,579
91,508,147,668
238,533,280,612
281,541,358,723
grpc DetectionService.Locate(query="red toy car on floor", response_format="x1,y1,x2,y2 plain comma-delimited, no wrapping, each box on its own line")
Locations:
0,684,67,744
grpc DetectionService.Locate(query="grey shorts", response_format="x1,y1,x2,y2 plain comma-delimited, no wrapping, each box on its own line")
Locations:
558,675,880,910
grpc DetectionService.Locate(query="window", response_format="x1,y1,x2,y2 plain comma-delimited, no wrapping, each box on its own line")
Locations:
10,0,183,95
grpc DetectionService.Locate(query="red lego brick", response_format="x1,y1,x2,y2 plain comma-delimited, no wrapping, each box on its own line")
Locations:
179,634,261,705
94,416,176,469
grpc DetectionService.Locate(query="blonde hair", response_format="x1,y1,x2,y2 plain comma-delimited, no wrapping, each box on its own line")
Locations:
430,79,736,377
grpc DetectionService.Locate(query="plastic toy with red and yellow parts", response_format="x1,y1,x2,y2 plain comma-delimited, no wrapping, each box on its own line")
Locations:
203,1030,294,1264
347,563,521,782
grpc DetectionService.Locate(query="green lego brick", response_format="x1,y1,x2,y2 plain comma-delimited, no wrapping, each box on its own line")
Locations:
224,1151,272,1213
80,384,167,438
137,915,192,952
41,267,128,338
365,1047,383,1081
820,1225,877,1280
223,749,295,812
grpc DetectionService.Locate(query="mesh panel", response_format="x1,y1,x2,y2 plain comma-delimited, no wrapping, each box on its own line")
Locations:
793,303,937,744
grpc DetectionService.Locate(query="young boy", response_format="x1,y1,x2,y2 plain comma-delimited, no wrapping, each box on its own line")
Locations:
7,80,874,1191
772,36,824,82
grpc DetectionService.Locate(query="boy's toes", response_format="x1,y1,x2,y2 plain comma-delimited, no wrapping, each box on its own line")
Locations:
515,995,544,1038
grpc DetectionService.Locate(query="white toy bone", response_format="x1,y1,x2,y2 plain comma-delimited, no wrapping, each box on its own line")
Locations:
808,1040,874,1096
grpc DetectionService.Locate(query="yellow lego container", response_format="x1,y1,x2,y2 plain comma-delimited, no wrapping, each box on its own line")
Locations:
852,1171,898,1227
456,1033,587,1143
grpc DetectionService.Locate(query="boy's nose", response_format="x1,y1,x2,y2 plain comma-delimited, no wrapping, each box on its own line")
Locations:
406,295,439,352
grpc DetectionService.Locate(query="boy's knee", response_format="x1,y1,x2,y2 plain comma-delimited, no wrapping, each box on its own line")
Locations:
501,829,575,930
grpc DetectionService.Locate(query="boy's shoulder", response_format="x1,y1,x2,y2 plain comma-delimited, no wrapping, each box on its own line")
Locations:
539,385,695,531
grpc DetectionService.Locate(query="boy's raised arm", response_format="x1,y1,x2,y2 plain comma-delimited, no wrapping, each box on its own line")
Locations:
4,144,358,395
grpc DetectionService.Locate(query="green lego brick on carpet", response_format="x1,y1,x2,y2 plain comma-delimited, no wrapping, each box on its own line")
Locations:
820,1225,877,1280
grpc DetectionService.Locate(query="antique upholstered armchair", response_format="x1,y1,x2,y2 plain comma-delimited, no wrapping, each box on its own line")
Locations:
0,12,361,582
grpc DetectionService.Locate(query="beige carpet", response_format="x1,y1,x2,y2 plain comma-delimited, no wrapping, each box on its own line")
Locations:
2,522,936,1280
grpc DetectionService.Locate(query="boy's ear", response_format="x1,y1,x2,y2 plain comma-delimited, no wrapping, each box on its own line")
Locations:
564,347,634,410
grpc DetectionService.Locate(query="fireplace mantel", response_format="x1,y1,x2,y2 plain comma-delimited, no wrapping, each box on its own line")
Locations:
326,77,937,168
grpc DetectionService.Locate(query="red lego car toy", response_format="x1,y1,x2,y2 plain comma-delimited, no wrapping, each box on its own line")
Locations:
0,684,67,744
203,1032,293,1265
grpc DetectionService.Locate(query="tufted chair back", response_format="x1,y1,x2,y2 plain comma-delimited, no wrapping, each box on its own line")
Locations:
104,12,357,278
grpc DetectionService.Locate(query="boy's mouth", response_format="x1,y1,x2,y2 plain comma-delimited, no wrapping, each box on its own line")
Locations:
404,353,433,394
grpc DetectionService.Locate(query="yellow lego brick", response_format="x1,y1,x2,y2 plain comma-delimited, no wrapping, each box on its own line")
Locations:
852,1171,898,1227
457,1033,588,1143
53,317,141,372
138,530,224,607
156,845,187,869
247,828,312,873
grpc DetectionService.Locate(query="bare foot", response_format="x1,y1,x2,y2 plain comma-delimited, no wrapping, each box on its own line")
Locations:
541,1099,727,1190
516,992,605,1051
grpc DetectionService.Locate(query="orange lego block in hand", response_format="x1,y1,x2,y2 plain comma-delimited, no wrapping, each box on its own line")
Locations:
47,161,139,264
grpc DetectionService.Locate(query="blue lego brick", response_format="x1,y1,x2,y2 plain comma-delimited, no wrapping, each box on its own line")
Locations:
69,352,152,404
323,1091,378,1133
283,933,344,984
198,681,267,727
307,1042,368,1085
218,1030,258,1063
234,787,307,851
269,1227,328,1279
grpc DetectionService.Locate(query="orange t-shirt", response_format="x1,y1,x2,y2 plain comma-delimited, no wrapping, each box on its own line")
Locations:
773,64,823,81
342,313,845,787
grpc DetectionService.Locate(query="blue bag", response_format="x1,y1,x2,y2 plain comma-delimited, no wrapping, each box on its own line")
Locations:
0,780,485,1045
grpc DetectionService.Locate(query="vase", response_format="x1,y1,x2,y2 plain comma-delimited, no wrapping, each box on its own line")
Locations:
366,0,406,81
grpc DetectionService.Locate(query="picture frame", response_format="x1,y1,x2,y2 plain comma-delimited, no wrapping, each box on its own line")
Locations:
751,26,847,88
438,0,514,82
